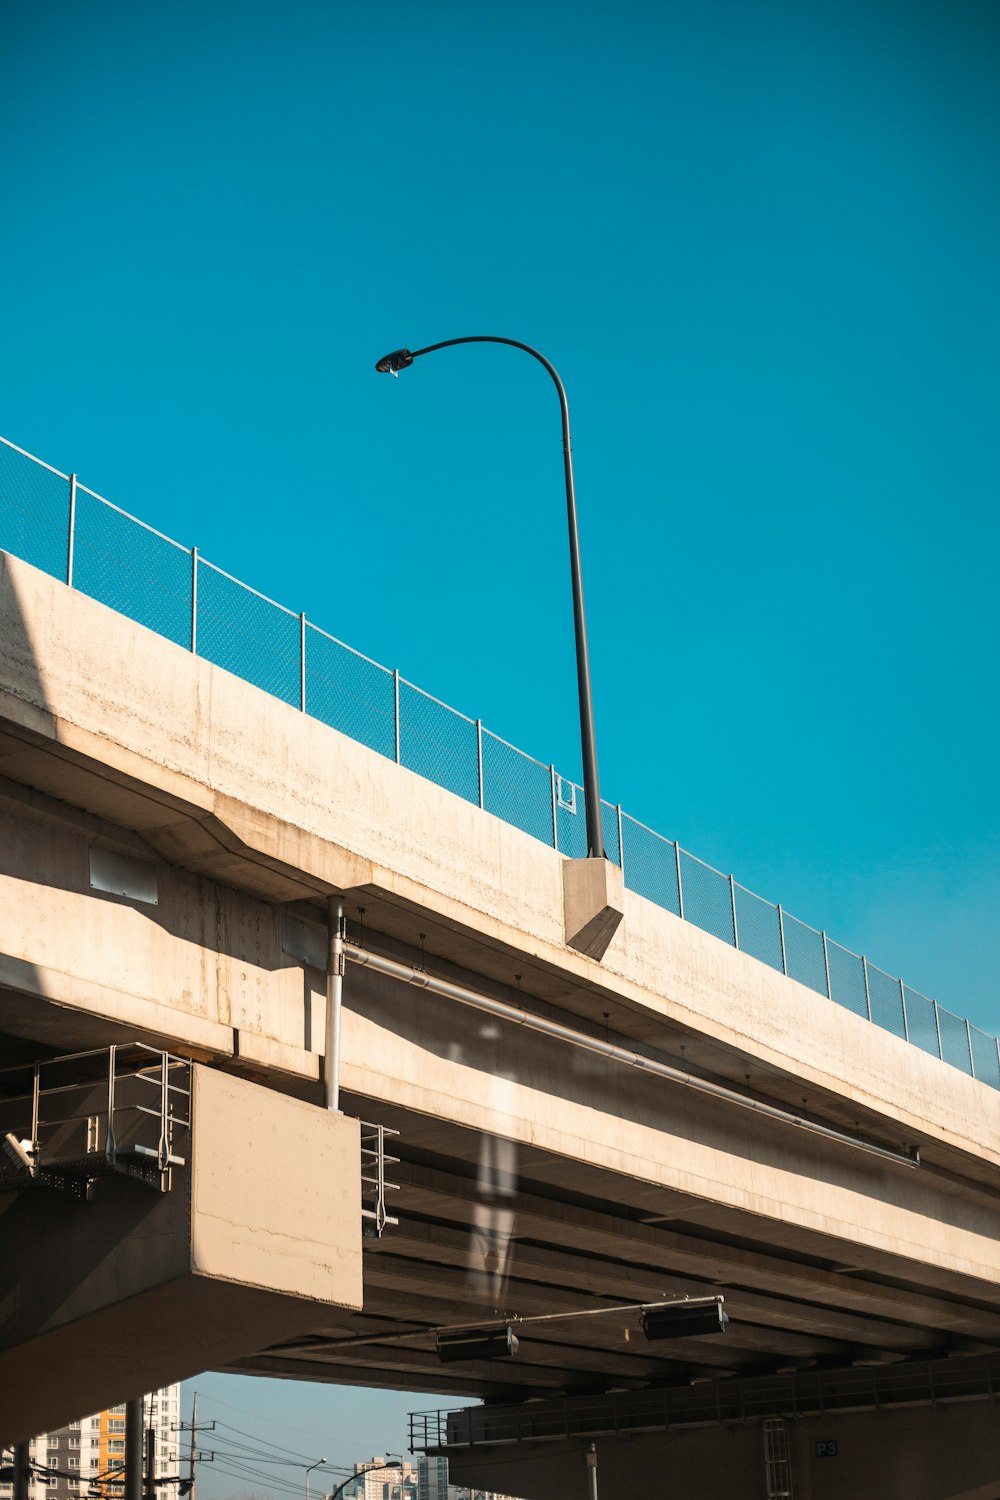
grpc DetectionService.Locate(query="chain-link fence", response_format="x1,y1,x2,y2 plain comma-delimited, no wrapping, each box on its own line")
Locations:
1,433,994,1089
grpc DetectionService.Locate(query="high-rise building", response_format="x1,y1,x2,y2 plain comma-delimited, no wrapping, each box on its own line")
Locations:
348,1458,418,1500
411,1457,520,1500
416,1456,448,1500
345,1457,517,1500
1,1388,182,1500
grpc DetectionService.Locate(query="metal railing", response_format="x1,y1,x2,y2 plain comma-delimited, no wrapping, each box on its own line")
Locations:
360,1120,400,1236
1,433,995,1089
0,1043,191,1195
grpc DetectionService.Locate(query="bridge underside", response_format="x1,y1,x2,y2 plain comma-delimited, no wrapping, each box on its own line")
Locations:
219,955,1000,1402
4,549,1000,1498
438,1390,1000,1500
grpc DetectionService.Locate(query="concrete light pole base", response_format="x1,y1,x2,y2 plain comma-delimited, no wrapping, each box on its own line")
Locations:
563,857,625,961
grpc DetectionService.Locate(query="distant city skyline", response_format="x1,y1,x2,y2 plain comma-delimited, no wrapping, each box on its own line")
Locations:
168,1395,516,1500
176,1379,450,1500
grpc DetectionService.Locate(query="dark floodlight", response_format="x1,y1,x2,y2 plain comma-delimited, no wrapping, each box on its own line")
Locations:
436,1326,520,1363
375,348,415,376
641,1299,729,1341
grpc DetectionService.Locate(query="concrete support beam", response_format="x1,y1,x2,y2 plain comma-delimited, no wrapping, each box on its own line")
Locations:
0,1067,362,1445
563,857,624,960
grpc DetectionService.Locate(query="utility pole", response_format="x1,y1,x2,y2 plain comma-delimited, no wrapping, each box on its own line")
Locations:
176,1392,214,1499
13,1442,29,1500
125,1399,143,1500
187,1393,196,1500
144,1423,157,1500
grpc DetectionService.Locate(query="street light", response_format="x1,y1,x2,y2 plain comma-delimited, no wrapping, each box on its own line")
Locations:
304,1458,327,1500
324,1460,403,1500
375,336,606,860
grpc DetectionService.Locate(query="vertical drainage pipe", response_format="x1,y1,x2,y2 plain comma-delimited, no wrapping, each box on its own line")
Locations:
325,896,345,1111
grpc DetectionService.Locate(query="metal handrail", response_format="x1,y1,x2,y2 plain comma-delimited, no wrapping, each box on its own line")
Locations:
0,1044,191,1193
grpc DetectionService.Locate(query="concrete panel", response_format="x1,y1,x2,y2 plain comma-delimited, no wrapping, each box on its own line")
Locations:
190,1067,361,1300
0,1067,362,1445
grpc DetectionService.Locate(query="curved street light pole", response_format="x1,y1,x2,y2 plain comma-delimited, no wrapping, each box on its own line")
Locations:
305,1458,328,1500
324,1461,402,1500
375,337,605,860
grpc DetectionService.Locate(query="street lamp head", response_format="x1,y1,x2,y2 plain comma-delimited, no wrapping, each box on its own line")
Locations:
375,348,414,377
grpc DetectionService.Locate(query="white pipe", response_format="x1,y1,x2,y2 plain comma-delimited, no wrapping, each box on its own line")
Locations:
343,943,919,1169
325,897,345,1111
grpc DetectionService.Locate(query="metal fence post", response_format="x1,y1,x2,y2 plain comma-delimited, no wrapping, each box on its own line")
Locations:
31,1062,40,1152
822,932,832,999
777,904,787,976
861,956,873,1023
106,1043,118,1164
616,804,624,877
157,1053,170,1172
550,765,558,850
966,1018,976,1078
300,613,307,712
899,978,909,1042
190,547,198,653
933,999,943,1060
67,472,77,586
674,843,685,920
476,719,484,810
393,669,401,764
729,875,739,949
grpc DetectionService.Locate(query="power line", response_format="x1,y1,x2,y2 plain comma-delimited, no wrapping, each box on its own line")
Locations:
207,1463,311,1498
182,1400,341,1453
208,1428,320,1465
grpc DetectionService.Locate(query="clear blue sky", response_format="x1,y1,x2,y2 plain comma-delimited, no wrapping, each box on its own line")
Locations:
3,0,999,1484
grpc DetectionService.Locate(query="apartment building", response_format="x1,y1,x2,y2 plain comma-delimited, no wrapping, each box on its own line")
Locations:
1,1389,182,1500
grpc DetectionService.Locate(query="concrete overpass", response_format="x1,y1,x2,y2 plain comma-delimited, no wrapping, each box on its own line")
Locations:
3,550,1000,1498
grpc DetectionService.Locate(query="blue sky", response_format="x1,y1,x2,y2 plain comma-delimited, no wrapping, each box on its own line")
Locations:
3,0,999,1481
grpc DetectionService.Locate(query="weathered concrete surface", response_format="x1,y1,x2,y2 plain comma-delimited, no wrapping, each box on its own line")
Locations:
0,1066,362,1444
